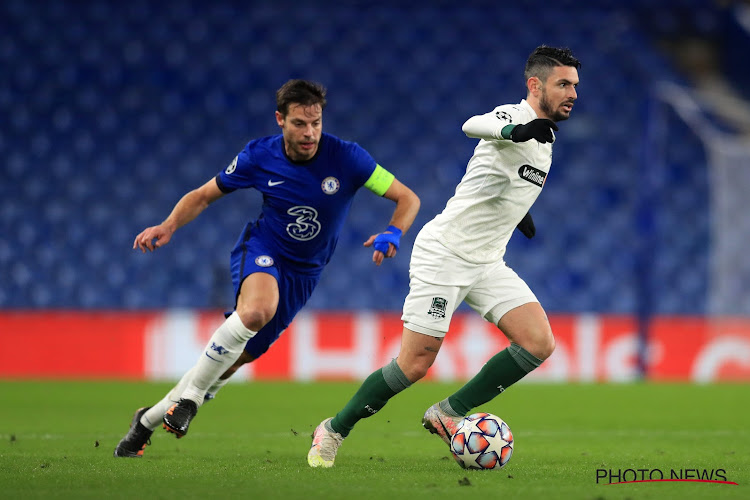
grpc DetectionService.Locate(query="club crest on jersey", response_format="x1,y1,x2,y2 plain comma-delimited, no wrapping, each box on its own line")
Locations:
255,255,274,267
225,156,238,174
518,165,547,187
321,176,340,195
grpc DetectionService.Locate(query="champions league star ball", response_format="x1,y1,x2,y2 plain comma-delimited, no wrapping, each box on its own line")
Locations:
450,412,514,470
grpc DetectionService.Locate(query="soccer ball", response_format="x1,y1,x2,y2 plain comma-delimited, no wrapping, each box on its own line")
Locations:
450,412,514,470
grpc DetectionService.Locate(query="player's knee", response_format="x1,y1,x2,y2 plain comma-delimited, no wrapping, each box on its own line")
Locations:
236,305,274,332
514,327,555,361
530,330,555,360
402,364,429,383
398,356,434,382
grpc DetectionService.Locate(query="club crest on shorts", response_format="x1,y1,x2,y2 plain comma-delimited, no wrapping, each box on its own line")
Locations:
255,255,274,267
321,176,340,195
427,297,448,319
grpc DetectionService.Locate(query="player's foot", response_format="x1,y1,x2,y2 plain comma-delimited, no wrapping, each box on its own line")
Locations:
162,399,198,438
113,406,153,458
307,418,344,468
422,403,463,446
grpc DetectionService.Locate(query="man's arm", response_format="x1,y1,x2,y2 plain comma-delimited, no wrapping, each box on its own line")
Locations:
516,212,536,239
364,178,421,266
462,111,510,140
381,179,420,235
463,112,557,144
133,177,226,253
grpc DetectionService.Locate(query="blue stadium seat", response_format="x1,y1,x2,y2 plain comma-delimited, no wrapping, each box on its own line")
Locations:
0,0,721,314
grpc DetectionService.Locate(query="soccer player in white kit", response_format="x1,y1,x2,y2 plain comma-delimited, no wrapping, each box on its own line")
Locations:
309,46,581,467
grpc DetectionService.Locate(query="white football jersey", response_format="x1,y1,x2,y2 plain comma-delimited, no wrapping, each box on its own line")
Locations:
422,99,553,264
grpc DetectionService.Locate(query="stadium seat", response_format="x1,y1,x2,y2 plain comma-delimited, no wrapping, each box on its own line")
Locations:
0,0,722,314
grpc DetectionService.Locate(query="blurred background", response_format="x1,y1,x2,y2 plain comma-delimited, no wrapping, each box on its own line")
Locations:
2,0,750,381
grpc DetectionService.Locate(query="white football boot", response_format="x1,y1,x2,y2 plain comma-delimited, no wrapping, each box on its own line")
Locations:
422,403,463,446
307,418,344,468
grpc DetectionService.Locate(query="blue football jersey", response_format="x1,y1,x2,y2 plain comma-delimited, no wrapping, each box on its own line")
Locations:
216,133,377,271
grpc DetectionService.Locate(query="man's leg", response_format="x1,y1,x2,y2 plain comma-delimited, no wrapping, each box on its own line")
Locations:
139,367,198,429
443,302,554,417
113,367,199,457
333,328,441,435
134,336,255,433
205,351,255,400
113,406,154,458
307,327,441,468
163,273,277,437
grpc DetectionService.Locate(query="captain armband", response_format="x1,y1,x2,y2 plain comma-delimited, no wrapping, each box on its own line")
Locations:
364,164,395,196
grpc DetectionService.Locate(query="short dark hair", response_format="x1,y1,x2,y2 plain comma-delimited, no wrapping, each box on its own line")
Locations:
524,46,581,84
276,79,327,116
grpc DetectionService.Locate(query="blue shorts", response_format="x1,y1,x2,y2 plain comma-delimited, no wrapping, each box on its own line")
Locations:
229,236,320,359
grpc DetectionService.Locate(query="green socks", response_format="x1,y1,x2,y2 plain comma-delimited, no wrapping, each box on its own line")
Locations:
447,343,542,416
328,344,542,436
329,359,411,437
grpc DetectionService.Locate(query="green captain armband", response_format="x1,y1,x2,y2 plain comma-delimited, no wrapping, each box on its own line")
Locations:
364,164,395,196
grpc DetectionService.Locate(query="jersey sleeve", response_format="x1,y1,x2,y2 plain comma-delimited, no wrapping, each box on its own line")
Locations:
215,148,256,193
461,104,521,141
346,142,379,189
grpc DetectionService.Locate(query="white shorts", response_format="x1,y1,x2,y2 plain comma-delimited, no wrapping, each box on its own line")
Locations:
401,230,538,338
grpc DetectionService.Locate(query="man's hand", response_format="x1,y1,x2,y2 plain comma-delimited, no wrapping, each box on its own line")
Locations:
516,212,536,239
363,225,402,266
509,118,558,143
133,224,175,253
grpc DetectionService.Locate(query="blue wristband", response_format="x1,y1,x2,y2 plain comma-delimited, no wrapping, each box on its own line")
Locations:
373,225,402,253
386,225,402,238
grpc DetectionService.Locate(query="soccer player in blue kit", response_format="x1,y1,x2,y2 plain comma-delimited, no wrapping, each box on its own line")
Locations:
114,79,420,457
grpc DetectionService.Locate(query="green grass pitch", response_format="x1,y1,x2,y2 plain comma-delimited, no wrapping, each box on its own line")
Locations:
1,380,747,499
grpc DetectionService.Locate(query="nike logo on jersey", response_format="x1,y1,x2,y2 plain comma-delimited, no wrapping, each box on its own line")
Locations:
268,180,285,187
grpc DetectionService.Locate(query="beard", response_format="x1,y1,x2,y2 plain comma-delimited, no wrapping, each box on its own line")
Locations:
539,90,571,122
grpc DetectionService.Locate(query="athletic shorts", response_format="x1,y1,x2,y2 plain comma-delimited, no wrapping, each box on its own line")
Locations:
401,230,538,338
229,236,320,359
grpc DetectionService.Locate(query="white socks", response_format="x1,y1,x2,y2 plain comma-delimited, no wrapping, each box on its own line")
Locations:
205,376,232,400
180,312,256,406
140,367,196,430
137,312,256,429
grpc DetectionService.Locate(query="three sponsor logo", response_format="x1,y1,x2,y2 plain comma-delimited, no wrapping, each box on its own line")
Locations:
286,206,321,241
